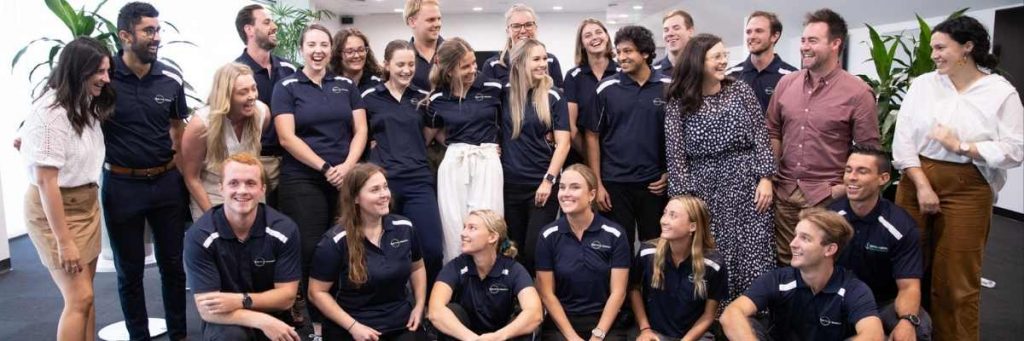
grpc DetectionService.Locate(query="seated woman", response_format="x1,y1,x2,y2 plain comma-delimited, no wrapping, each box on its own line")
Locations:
536,164,631,340
630,195,728,340
308,163,427,341
181,62,270,220
427,209,543,340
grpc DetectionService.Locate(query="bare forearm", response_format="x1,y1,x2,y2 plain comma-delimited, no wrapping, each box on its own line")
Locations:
720,308,756,340
541,292,576,337
595,287,626,333
902,167,932,190
250,286,297,312
628,289,651,330
546,134,571,177
200,307,276,330
36,178,71,242
427,305,477,340
343,128,367,167
184,177,212,212
279,134,327,170
309,289,357,329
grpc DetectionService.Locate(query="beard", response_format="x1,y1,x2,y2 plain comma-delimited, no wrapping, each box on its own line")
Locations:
749,43,770,56
255,32,278,51
130,39,158,64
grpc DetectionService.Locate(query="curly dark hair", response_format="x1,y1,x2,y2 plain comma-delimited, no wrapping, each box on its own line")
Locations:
933,15,999,70
117,2,159,33
330,28,384,81
613,25,656,65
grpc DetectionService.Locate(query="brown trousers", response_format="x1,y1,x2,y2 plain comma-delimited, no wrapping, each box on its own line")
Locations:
772,186,833,266
896,156,992,341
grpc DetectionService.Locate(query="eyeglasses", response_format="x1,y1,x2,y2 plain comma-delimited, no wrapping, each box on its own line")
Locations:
343,47,367,56
709,52,730,61
136,26,161,38
509,21,537,32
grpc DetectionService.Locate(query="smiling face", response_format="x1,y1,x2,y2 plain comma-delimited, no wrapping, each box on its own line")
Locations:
843,153,888,204
800,22,839,72
507,10,537,46
930,31,973,75
342,35,368,74
663,15,693,56
704,42,729,83
581,23,609,56
386,49,416,88
745,16,776,55
659,199,696,242
355,171,391,220
789,220,834,268
409,4,442,41
527,45,548,83
86,56,111,97
124,16,161,63
250,8,278,50
460,214,498,255
231,74,258,117
452,50,477,89
220,161,266,216
301,29,332,73
558,170,595,215
616,40,648,75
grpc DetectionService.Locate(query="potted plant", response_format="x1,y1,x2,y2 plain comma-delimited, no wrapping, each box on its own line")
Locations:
267,3,335,65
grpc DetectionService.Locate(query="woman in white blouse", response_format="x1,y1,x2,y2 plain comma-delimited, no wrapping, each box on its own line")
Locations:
892,15,1023,341
20,37,115,340
181,62,270,220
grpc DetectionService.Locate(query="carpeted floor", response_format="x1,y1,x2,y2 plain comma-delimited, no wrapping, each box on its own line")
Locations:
0,214,1021,340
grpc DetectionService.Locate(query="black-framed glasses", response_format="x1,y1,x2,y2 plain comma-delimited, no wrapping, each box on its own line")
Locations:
509,21,536,31
343,47,367,56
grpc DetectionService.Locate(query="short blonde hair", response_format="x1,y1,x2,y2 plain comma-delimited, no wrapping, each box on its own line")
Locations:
404,0,440,23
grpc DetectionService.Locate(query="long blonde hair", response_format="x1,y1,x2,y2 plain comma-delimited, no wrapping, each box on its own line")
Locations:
423,37,474,102
651,195,717,299
508,39,552,139
466,209,518,258
497,4,538,68
204,63,261,170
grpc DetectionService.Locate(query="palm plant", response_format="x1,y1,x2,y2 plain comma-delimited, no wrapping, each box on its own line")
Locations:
267,3,335,65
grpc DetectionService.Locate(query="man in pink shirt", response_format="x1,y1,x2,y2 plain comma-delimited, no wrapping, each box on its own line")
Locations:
767,8,879,265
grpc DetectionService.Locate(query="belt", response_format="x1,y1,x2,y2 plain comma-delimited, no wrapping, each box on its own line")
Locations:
104,161,176,177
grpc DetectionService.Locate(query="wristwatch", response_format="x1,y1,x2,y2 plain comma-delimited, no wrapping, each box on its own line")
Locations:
958,141,971,155
242,293,253,309
320,162,332,175
590,328,606,340
900,314,921,327
544,173,557,184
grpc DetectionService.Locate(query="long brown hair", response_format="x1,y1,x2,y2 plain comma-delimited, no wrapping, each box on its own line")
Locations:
573,18,614,67
507,39,552,139
423,37,474,101
651,195,717,299
40,36,116,135
330,28,384,79
337,163,388,286
665,34,734,114
467,209,518,258
204,63,261,170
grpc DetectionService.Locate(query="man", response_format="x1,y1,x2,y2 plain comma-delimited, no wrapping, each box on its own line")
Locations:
585,25,669,247
233,4,296,205
405,0,443,90
185,153,302,341
103,2,189,339
653,10,694,75
721,208,884,340
727,11,798,110
831,146,932,340
768,8,880,266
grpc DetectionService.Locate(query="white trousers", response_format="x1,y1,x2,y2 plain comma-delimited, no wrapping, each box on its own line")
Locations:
437,143,504,262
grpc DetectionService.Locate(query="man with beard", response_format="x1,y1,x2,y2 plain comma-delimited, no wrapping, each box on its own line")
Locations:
653,10,694,75
727,11,798,111
103,2,189,339
233,4,296,207
185,153,302,341
767,8,879,267
585,25,669,247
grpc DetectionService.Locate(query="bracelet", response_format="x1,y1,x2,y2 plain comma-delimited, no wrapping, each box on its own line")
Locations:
639,327,651,332
346,320,357,331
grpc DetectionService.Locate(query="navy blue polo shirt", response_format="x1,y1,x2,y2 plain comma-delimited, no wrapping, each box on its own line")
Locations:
235,49,298,156
652,57,673,75
361,84,432,179
410,36,444,91
310,215,423,332
830,198,923,303
355,72,383,93
436,254,534,334
534,214,630,315
184,204,302,295
425,76,504,145
104,52,189,168
584,70,668,183
501,87,569,184
632,243,728,339
271,71,365,176
481,53,564,89
744,266,878,341
563,61,618,113
726,54,797,111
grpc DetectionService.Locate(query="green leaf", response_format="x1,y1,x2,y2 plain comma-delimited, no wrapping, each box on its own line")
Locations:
163,21,182,34
11,38,64,71
908,14,935,76
78,14,97,37
28,60,50,82
947,8,969,21
45,0,80,36
866,24,892,84
161,40,199,48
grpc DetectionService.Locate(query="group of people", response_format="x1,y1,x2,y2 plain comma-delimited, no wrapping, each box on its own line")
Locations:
16,0,1022,340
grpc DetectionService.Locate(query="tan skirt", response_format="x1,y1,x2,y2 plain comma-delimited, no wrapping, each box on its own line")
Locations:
24,183,102,270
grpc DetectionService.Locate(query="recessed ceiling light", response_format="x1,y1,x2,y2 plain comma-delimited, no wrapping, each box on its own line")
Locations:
472,6,483,11
553,6,563,11
608,20,618,25
633,5,643,10
393,8,403,13
618,14,629,18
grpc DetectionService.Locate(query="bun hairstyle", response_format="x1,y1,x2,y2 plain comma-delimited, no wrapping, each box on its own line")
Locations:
467,209,518,258
381,40,415,82
933,15,999,71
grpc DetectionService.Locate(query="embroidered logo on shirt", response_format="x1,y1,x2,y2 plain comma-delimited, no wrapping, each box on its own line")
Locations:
865,243,889,253
332,86,344,94
474,94,492,101
253,257,276,267
687,273,708,283
390,238,410,248
154,94,173,104
652,98,666,106
590,241,611,250
765,87,775,96
488,283,509,295
819,316,842,327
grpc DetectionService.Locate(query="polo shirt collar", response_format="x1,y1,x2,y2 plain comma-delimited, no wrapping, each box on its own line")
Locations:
114,50,165,77
617,66,664,87
581,60,619,76
236,48,283,73
294,69,339,84
410,36,445,60
839,197,886,224
557,213,603,235
794,265,848,294
462,255,507,279
440,73,489,98
212,204,269,241
741,54,786,74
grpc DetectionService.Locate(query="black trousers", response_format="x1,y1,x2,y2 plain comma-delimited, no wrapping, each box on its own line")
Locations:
201,322,272,341
602,181,667,247
503,182,559,274
323,322,418,341
541,313,628,340
277,170,339,323
101,169,188,340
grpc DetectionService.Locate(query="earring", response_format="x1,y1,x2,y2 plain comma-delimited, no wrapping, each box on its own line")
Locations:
957,53,969,66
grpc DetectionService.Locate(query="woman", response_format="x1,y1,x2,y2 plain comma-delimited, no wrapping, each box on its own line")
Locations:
663,34,776,302
309,163,427,341
20,36,114,341
481,4,563,88
535,164,630,340
563,18,617,163
362,39,445,286
427,210,543,340
892,16,1023,341
630,195,727,340
181,62,269,220
501,38,570,273
331,28,384,92
273,24,368,330
423,37,504,263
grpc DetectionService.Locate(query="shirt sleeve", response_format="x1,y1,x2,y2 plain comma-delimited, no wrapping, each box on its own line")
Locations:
481,57,499,81
974,91,1024,169
184,229,222,293
21,106,70,169
171,79,189,120
509,261,535,295
743,270,779,311
766,75,788,141
611,227,632,269
845,280,880,326
425,100,444,129
435,259,462,288
549,56,564,89
630,247,652,287
534,230,554,271
850,86,881,148
891,77,925,170
271,80,296,116
274,222,303,283
408,224,423,262
309,232,345,282
740,83,776,179
583,89,606,133
707,259,729,301
552,91,570,132
563,69,579,103
348,81,366,111
890,214,924,279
